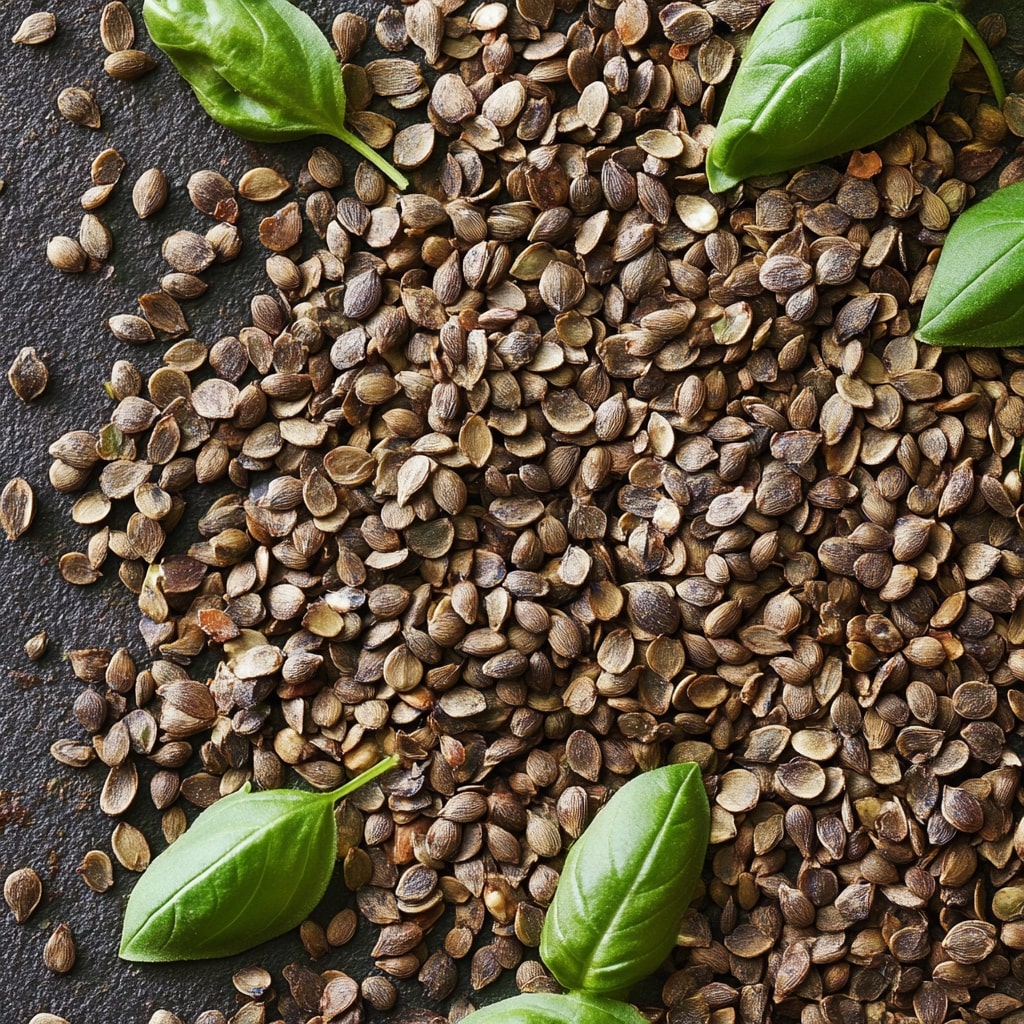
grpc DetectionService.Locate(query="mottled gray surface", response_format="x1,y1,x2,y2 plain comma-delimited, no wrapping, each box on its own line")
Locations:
0,1,1019,1022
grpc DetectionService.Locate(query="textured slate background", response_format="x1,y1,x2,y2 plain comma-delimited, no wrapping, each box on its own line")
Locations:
0,1,1018,1022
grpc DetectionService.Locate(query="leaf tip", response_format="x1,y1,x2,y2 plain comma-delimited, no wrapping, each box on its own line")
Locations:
704,150,739,195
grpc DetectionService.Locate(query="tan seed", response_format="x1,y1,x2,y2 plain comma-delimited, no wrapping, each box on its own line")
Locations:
99,1,134,51
0,478,35,540
43,923,76,973
132,168,169,219
57,87,100,128
77,850,114,892
8,346,48,402
103,49,155,80
238,166,291,202
4,866,42,923
12,12,57,44
47,235,88,273
111,821,150,871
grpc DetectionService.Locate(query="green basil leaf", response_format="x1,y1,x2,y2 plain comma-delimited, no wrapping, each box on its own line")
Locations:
705,0,982,193
119,755,397,961
141,0,408,188
916,181,1024,348
540,762,709,996
459,991,650,1024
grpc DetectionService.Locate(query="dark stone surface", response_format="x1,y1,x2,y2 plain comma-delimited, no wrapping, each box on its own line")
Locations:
0,1,1019,1021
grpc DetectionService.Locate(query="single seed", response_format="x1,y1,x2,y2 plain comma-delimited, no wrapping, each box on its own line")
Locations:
43,923,76,974
8,347,48,402
104,50,155,80
0,478,35,540
4,867,42,923
99,1,134,51
13,12,57,44
57,87,101,128
133,168,169,219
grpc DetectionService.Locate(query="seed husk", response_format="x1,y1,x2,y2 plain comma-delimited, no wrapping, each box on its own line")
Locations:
77,850,115,892
91,148,125,186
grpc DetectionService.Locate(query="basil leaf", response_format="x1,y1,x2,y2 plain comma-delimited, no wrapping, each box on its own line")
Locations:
705,0,1001,193
459,991,650,1024
916,181,1024,348
540,762,709,996
119,755,397,961
142,0,409,189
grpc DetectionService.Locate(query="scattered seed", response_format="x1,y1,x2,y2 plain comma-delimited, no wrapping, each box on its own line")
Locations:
57,87,100,128
43,923,76,974
8,347,48,402
0,478,35,540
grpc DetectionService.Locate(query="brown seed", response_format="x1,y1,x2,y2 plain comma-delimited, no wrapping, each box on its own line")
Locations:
238,166,291,202
188,170,238,222
0,478,35,540
133,168,169,219
13,12,57,44
393,123,435,169
77,849,115,892
47,235,88,273
111,821,150,871
24,630,48,661
79,213,113,261
43,923,76,973
104,49,155,80
99,1,134,51
4,867,42,923
161,230,216,273
57,87,101,128
8,347,48,402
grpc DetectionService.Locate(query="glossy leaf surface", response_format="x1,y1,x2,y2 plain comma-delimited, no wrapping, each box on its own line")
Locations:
120,756,397,961
459,992,651,1024
916,181,1024,348
706,0,972,192
142,0,408,187
540,762,709,995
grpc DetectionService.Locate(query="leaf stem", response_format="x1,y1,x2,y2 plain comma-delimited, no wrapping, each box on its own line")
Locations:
947,7,1006,106
327,753,400,802
333,127,410,190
